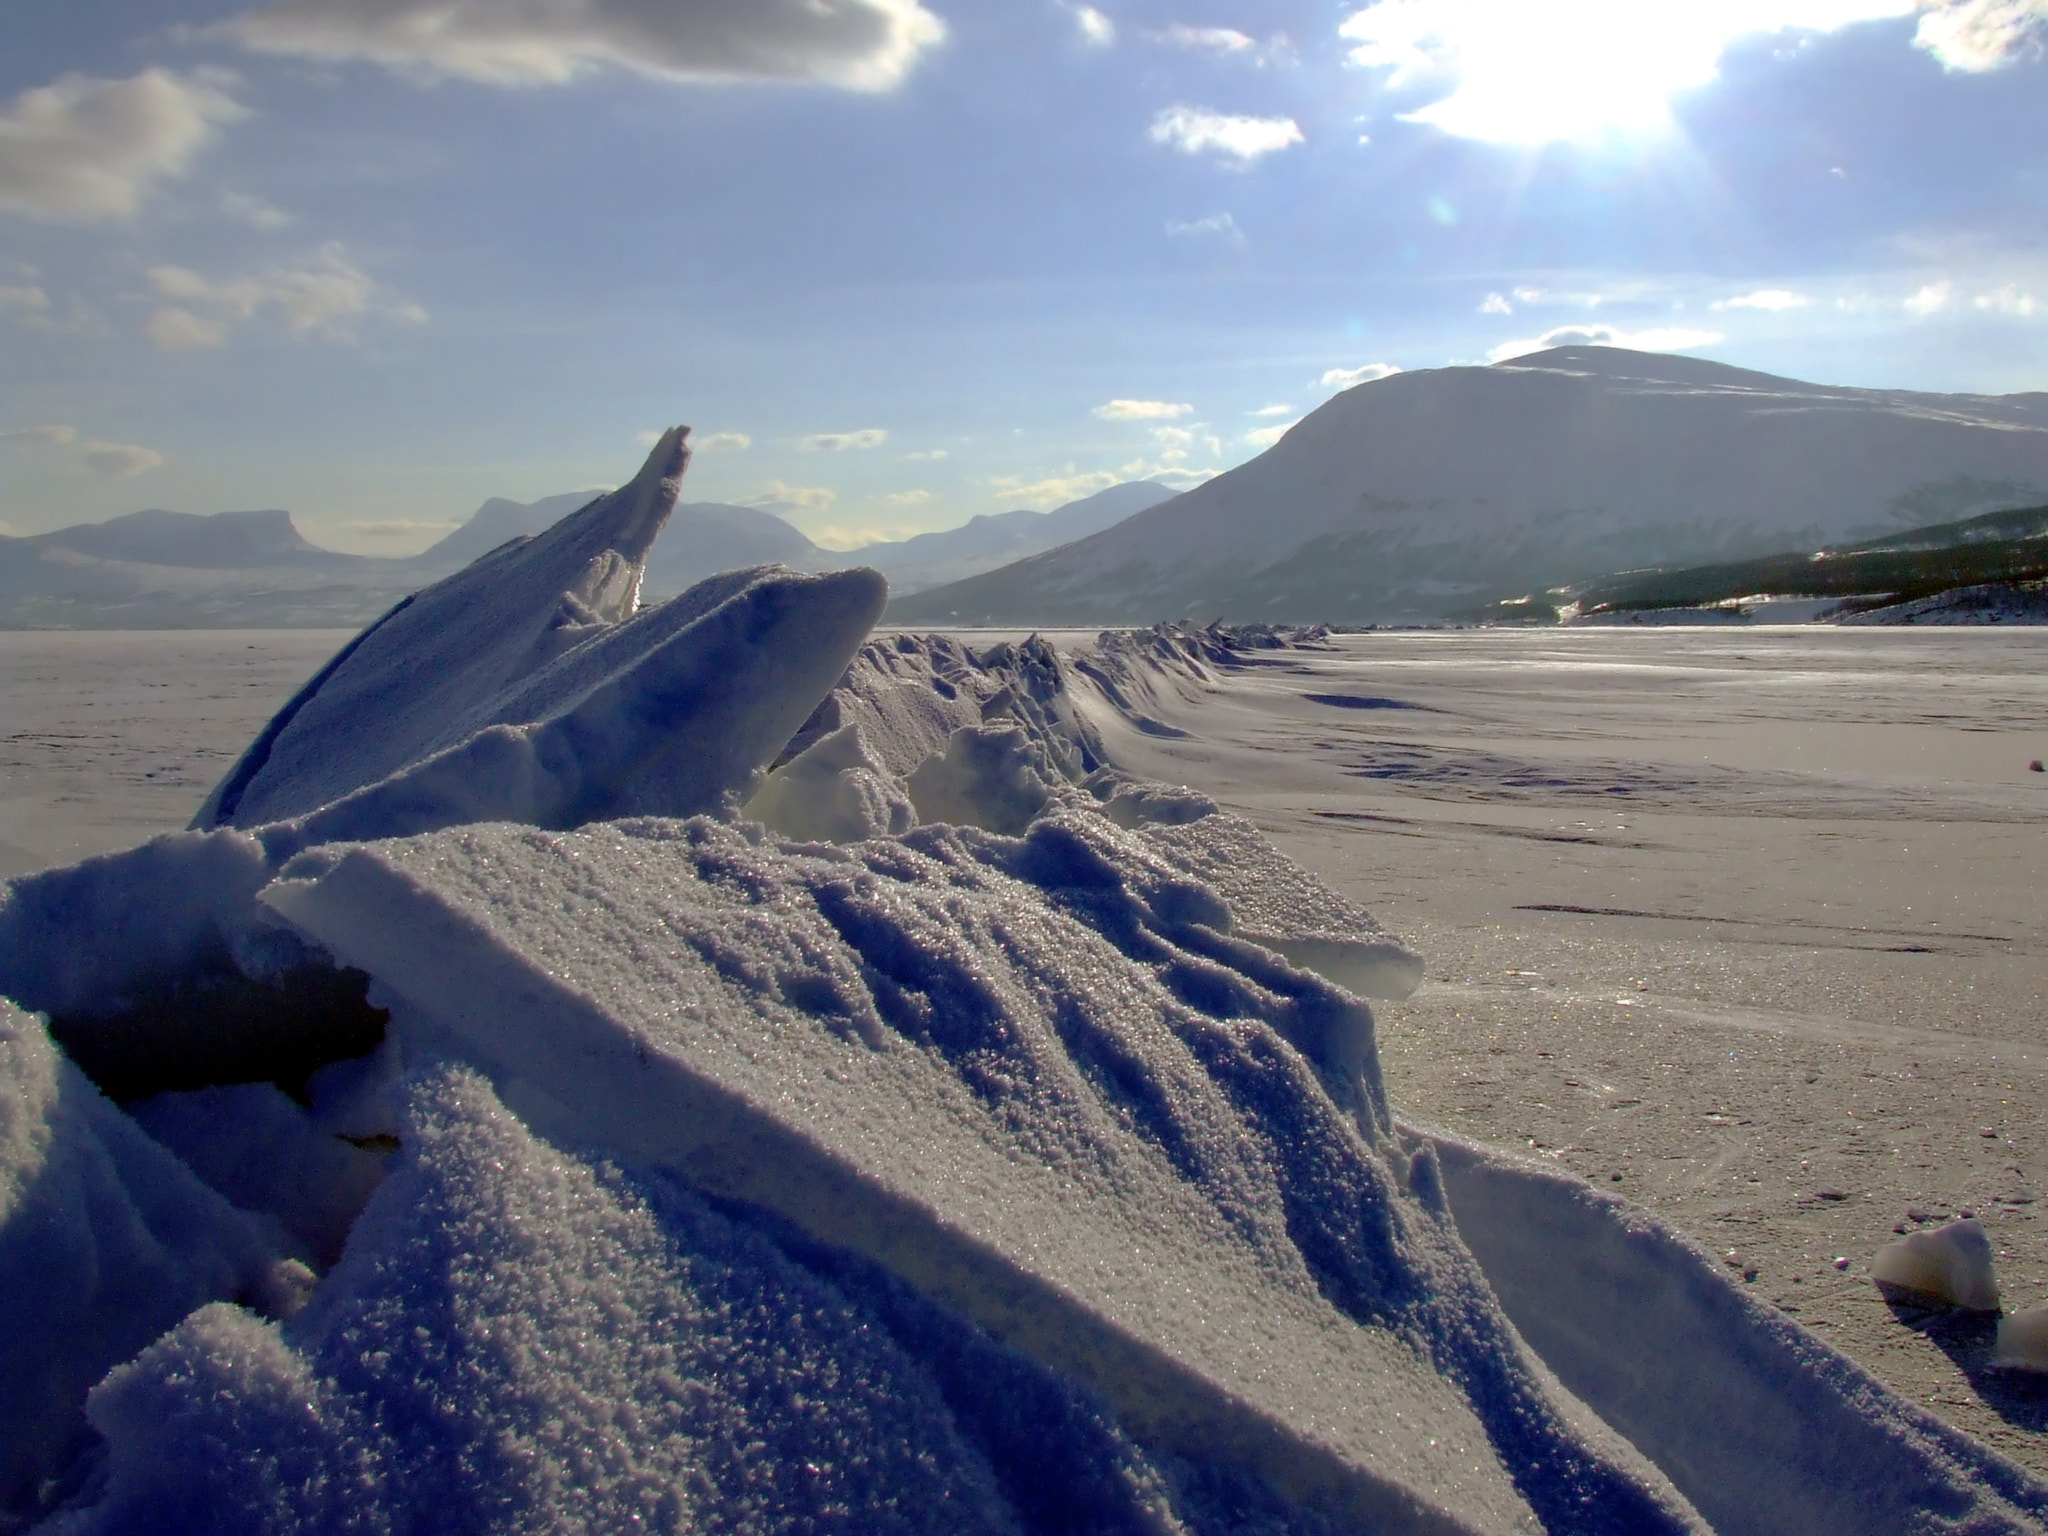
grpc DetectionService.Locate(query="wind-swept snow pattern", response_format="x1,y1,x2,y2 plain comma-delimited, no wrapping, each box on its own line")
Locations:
5,441,2048,1532
259,811,1697,1535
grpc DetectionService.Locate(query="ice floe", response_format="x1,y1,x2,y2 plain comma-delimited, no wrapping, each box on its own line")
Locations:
5,434,2048,1534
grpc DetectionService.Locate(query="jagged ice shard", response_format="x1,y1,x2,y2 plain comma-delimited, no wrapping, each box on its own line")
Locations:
4,432,2048,1534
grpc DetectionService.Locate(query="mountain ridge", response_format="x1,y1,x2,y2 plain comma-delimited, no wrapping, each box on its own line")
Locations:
888,347,2048,626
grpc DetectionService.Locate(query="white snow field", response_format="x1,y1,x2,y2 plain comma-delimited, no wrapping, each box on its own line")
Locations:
3,441,2048,1532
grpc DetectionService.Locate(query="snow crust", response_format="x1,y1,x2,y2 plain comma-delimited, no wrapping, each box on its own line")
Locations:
258,812,1693,1535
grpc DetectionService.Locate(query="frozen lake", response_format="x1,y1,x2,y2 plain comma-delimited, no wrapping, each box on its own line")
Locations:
6,623,2048,1470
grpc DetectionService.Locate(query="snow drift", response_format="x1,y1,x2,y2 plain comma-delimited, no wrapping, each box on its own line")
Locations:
4,431,2047,1534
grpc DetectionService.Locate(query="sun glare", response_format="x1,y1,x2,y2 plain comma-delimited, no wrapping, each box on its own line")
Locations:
1341,0,1918,144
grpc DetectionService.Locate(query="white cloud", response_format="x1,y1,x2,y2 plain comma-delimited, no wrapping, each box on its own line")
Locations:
695,430,752,450
1341,0,1917,144
148,306,227,350
223,0,946,91
1974,284,2039,316
1,424,77,446
221,190,292,228
4,424,164,476
799,427,888,452
1713,288,1811,311
883,488,932,505
1321,362,1400,387
0,284,50,317
1479,291,1512,314
1165,212,1245,245
81,439,166,476
1093,398,1192,421
1160,24,1256,54
146,245,421,347
1487,323,1723,361
1065,4,1116,47
1915,0,2048,70
1149,423,1223,461
991,469,1123,506
811,522,922,550
1149,106,1303,163
1244,418,1300,447
739,481,837,512
346,518,460,536
1154,24,1293,63
1904,280,1955,316
1126,461,1217,489
1248,402,1294,417
0,69,243,222
1512,285,1605,308
904,447,948,461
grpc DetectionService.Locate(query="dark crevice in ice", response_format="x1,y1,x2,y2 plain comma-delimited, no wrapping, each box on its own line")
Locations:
49,962,388,1105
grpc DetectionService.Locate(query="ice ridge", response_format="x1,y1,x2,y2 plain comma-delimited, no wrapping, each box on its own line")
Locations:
6,437,2048,1534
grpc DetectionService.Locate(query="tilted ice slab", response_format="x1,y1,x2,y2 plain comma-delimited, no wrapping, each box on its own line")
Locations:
258,811,1702,1536
1423,1131,2048,1536
192,427,886,850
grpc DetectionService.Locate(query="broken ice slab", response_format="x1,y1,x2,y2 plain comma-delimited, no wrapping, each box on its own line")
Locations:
193,428,884,845
264,564,888,854
0,998,288,1521
1423,1129,2048,1535
196,428,694,830
262,813,1701,1536
1871,1218,2002,1312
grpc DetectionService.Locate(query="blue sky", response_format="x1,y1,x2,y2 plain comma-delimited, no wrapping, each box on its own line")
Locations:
2,0,2045,552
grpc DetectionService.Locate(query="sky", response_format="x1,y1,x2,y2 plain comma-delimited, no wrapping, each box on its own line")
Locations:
1,0,2045,554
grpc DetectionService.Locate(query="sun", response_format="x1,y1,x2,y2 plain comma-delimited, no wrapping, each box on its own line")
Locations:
1341,0,1918,145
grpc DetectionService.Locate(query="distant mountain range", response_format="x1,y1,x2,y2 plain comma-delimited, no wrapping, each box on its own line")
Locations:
853,481,1174,593
888,347,2048,626
0,478,1170,628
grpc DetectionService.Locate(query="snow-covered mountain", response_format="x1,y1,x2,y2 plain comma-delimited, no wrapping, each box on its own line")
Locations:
418,492,835,598
890,347,2048,626
0,474,1178,627
27,508,361,571
0,511,410,629
413,492,601,569
858,480,1177,594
